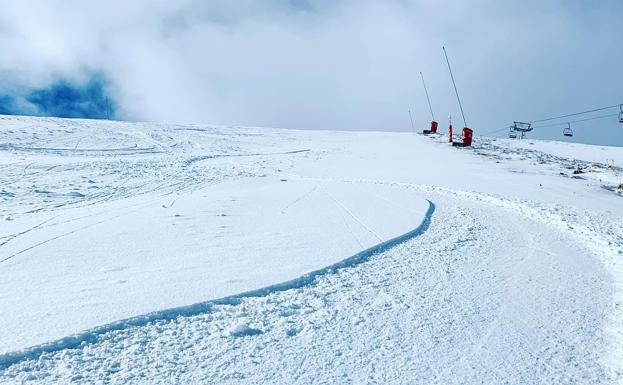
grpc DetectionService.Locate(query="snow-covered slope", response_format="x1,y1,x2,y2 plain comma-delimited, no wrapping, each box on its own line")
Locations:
487,136,623,168
0,116,431,353
1,116,622,384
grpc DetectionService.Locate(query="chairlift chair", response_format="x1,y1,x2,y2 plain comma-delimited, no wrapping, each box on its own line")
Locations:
512,121,532,139
512,121,533,133
508,127,517,139
563,123,573,137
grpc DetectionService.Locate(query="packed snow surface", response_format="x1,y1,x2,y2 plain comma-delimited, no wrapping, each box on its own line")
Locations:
1,115,622,384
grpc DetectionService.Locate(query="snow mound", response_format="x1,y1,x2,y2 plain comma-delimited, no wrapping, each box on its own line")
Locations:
229,324,263,338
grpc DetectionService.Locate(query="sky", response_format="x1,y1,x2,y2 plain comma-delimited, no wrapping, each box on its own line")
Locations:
0,0,622,145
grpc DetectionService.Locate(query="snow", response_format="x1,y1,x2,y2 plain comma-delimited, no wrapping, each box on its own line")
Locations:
489,137,623,168
0,116,431,353
1,115,623,383
228,323,264,338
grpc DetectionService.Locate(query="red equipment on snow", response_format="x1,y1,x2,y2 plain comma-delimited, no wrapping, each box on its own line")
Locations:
462,127,473,146
430,121,438,134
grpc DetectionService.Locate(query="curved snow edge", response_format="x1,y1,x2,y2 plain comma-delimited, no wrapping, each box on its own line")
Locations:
0,200,435,370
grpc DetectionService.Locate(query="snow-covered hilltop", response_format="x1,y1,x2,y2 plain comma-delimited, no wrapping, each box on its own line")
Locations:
1,115,622,384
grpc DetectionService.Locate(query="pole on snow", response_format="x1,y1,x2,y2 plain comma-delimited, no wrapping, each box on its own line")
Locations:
420,72,435,122
408,109,416,134
448,114,453,143
442,46,466,128
420,72,438,134
443,46,472,146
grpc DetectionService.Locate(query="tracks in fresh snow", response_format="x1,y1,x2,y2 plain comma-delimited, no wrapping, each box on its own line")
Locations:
0,187,619,384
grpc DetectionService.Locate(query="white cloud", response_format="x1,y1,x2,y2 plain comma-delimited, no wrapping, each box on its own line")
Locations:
0,0,621,144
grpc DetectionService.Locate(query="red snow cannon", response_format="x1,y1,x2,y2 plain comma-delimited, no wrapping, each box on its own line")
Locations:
430,121,438,134
422,120,438,135
462,127,473,146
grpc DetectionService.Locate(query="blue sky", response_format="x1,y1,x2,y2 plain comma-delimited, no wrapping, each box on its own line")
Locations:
0,75,114,119
0,0,621,145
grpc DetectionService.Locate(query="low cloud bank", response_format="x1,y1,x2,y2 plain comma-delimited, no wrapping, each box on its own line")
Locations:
0,1,621,144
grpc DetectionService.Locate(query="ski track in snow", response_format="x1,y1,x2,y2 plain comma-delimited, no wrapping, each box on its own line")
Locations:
321,186,384,243
0,118,309,219
1,185,621,384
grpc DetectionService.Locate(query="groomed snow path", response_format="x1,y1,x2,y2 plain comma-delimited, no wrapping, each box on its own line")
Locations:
1,188,619,384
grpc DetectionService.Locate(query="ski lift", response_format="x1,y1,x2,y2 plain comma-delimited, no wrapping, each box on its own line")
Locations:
511,121,532,139
508,127,517,139
618,104,623,123
563,123,573,137
512,121,533,133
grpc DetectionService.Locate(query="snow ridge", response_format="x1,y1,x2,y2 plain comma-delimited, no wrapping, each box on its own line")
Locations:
0,200,435,370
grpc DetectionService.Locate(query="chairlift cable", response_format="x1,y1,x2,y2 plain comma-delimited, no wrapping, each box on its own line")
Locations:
532,112,619,129
529,104,621,124
480,126,512,136
481,110,620,137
